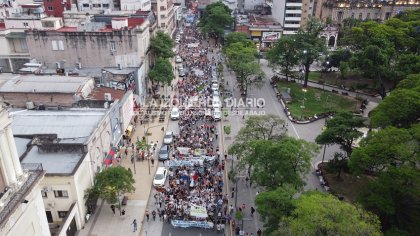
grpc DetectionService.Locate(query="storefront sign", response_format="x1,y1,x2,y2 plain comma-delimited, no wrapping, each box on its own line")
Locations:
262,32,280,41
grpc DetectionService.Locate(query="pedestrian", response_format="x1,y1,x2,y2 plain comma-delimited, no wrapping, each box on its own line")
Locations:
110,205,115,215
132,219,137,232
122,209,126,216
251,206,255,217
151,158,155,167
152,210,156,221
231,187,235,198
130,155,134,164
241,203,246,211
145,210,150,222
257,229,262,236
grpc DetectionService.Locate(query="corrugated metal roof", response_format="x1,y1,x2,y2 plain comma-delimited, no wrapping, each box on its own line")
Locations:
11,109,106,144
0,75,92,93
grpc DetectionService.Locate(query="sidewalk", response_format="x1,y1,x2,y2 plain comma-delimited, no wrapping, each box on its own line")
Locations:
77,64,178,236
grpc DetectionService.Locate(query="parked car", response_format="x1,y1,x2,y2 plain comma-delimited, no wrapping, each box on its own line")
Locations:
153,167,167,188
171,107,180,120
158,145,170,161
211,82,219,91
163,131,173,144
176,55,182,63
213,108,221,121
179,69,186,77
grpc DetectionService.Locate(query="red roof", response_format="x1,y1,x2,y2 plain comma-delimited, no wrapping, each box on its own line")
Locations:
128,18,145,28
90,87,125,101
56,27,77,32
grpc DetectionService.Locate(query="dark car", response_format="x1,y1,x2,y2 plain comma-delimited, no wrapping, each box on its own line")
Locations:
158,145,170,161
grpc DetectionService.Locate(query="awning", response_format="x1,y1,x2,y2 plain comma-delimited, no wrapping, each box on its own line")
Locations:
104,147,117,166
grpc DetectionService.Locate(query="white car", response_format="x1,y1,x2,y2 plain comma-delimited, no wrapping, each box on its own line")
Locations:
212,96,221,108
153,167,167,188
171,107,180,120
163,131,173,144
213,108,221,121
213,90,219,96
211,83,219,91
176,55,182,63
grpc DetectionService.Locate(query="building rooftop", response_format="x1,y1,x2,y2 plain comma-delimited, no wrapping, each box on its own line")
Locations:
0,75,92,94
89,87,125,101
10,109,107,144
21,147,84,175
14,137,31,158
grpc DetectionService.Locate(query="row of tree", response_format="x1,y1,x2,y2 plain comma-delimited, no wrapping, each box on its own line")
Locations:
148,31,176,87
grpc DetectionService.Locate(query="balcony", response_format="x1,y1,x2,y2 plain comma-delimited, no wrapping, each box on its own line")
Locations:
0,163,44,229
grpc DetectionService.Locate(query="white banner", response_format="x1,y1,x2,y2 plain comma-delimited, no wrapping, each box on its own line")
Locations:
262,32,280,41
190,204,208,218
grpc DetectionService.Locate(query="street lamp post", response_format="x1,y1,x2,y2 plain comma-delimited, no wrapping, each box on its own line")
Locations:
303,50,307,86
144,124,165,175
300,88,307,120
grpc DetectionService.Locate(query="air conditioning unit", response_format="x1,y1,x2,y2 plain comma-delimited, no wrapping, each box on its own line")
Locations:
117,63,122,70
76,62,82,69
104,93,112,101
26,101,35,110
55,62,60,68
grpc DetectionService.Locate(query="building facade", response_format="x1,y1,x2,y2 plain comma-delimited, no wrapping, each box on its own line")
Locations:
152,0,176,36
0,105,50,236
25,17,150,69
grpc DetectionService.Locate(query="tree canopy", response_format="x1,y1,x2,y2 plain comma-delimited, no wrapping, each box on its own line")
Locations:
369,74,420,128
228,114,287,159
255,185,296,235
278,191,382,236
349,126,418,174
199,2,233,37
266,36,300,80
224,38,263,95
315,112,365,157
148,57,174,85
238,138,318,190
150,31,175,59
86,166,135,205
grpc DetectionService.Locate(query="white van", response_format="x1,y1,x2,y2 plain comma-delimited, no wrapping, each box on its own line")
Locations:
213,108,221,121
171,107,180,120
211,82,219,91
212,96,221,108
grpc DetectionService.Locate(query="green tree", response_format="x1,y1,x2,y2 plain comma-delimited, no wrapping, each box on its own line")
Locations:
350,45,394,98
199,2,233,40
255,185,296,235
267,36,300,81
349,127,418,174
315,112,365,158
225,42,263,95
150,31,175,60
370,75,420,128
279,191,382,236
228,115,287,159
224,32,252,48
85,166,135,215
294,18,327,87
239,138,318,190
148,57,175,86
358,166,420,235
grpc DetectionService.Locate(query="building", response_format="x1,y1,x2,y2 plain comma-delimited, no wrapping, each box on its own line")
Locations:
43,0,71,17
235,14,282,48
0,105,50,236
0,75,95,108
152,0,176,35
271,0,312,35
317,0,420,24
120,0,152,11
0,4,63,72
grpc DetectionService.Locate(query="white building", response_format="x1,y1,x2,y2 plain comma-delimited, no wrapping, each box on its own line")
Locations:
120,0,152,11
271,0,305,35
0,105,50,236
153,0,176,36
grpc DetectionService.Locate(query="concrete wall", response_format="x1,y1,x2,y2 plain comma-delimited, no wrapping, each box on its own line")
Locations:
3,180,50,236
0,92,76,108
25,30,145,68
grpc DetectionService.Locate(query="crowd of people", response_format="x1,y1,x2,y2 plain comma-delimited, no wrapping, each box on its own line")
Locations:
147,19,231,231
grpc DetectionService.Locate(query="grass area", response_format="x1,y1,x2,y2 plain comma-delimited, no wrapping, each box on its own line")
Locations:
324,170,373,203
278,80,357,119
308,72,321,81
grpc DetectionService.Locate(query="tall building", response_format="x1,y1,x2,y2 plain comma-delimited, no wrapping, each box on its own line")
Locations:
152,0,176,36
0,105,50,236
272,0,311,35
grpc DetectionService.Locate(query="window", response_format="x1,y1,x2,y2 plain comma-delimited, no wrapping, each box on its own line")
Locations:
351,13,355,19
58,211,68,218
47,0,53,2
82,4,89,7
102,4,109,7
47,6,53,11
160,14,166,19
366,13,370,20
52,40,64,51
53,190,68,198
92,4,101,8
358,13,363,20
23,22,29,27
20,39,28,50
160,23,166,28
110,41,116,51
41,191,48,198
